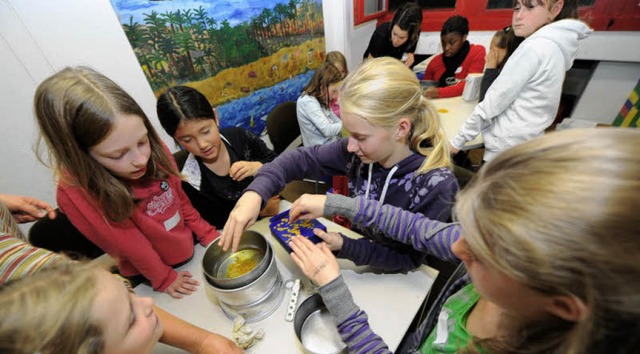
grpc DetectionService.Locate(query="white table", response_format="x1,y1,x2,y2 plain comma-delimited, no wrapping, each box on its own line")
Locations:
137,202,438,353
430,96,483,150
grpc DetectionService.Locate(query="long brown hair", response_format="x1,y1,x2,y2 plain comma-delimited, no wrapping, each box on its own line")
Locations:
457,128,640,353
35,66,179,222
301,63,343,108
492,26,524,69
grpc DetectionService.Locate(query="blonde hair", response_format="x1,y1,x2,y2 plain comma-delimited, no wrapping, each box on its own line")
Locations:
34,66,179,222
457,128,640,353
325,51,348,77
0,263,104,353
339,57,451,174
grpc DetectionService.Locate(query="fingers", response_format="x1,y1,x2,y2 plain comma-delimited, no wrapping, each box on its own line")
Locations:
166,272,200,298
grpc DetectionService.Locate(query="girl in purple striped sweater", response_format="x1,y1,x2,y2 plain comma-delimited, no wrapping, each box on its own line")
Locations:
289,128,640,354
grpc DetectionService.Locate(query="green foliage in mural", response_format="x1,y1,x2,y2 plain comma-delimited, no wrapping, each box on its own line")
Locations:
121,0,324,94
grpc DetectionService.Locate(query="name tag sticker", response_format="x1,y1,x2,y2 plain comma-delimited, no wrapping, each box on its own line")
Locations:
164,211,181,231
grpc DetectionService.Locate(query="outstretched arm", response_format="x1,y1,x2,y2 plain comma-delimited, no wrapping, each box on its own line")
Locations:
155,306,243,354
0,193,56,223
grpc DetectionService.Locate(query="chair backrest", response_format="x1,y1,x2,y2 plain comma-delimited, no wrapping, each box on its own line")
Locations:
266,101,300,154
29,209,104,259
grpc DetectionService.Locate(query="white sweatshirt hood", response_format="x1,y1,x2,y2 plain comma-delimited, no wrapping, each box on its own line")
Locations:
531,19,593,70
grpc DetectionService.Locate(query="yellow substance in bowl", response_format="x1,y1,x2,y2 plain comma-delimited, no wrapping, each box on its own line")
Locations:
226,249,262,279
437,108,449,114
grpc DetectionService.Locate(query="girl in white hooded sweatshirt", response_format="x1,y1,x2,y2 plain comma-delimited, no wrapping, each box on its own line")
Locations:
450,0,592,162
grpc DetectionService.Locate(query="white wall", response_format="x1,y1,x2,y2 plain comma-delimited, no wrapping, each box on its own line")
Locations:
0,0,348,234
572,61,640,124
0,0,171,233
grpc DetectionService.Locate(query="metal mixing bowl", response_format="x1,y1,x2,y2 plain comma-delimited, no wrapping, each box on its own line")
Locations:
202,230,271,289
294,294,347,354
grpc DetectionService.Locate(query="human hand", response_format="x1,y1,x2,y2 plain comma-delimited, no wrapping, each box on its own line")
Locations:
449,143,460,155
197,333,244,354
313,228,343,251
164,271,200,299
219,191,262,252
289,194,327,222
290,236,340,287
0,193,56,223
229,161,262,181
486,48,500,69
258,195,281,217
424,86,439,99
404,53,415,67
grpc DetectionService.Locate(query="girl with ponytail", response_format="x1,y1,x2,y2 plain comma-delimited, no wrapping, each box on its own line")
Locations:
220,58,458,272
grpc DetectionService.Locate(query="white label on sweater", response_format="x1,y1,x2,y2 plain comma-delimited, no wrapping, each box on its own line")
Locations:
164,211,180,231
433,311,450,344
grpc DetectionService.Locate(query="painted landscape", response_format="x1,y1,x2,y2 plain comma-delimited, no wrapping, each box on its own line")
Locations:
111,0,325,134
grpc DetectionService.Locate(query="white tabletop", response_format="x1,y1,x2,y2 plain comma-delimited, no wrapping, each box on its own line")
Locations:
137,202,437,353
430,96,483,150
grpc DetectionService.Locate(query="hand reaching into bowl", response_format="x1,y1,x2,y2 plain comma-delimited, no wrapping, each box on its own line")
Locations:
220,191,262,252
290,236,340,287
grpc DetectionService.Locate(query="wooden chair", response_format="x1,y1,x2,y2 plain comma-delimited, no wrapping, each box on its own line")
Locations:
266,101,327,197
266,101,301,154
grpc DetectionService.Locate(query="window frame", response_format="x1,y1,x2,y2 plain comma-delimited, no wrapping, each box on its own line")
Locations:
353,0,639,31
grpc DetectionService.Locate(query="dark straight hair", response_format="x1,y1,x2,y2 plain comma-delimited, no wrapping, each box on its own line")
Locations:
156,86,216,137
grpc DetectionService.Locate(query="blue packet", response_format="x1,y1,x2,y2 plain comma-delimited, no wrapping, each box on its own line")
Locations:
269,210,327,253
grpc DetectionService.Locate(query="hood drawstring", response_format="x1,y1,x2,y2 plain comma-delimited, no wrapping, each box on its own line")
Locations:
364,163,399,205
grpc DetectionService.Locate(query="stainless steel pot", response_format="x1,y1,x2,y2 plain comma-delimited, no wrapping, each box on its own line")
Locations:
202,230,271,289
206,246,279,306
294,294,347,354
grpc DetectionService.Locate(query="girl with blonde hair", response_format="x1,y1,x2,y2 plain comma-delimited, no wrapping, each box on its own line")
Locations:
288,127,640,353
0,258,242,353
220,57,457,273
34,66,218,298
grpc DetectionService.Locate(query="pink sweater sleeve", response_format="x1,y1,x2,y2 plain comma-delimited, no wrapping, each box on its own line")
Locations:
57,184,177,291
172,175,219,246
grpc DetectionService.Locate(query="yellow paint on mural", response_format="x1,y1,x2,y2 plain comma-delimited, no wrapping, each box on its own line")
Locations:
157,38,326,108
629,89,639,105
621,106,638,127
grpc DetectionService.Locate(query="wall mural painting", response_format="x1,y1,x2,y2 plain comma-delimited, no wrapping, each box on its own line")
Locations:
110,0,325,136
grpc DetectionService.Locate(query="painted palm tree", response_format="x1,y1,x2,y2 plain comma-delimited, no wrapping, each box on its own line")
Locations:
175,31,197,77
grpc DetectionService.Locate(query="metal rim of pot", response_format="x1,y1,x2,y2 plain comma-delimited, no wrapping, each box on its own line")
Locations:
201,230,272,289
294,294,347,354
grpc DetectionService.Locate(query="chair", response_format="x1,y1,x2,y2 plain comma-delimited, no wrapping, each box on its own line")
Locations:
266,101,301,154
266,101,327,196
29,209,104,259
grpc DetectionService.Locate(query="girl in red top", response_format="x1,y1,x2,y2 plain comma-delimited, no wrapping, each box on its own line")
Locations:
423,15,486,99
34,66,218,298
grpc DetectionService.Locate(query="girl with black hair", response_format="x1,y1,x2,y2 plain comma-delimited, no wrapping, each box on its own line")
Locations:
423,15,486,98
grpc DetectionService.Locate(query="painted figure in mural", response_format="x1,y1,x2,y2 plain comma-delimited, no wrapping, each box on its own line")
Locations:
422,15,486,99
288,128,640,354
325,50,349,117
450,0,592,162
297,63,344,147
34,66,218,299
219,58,458,276
363,2,423,67
156,86,281,230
